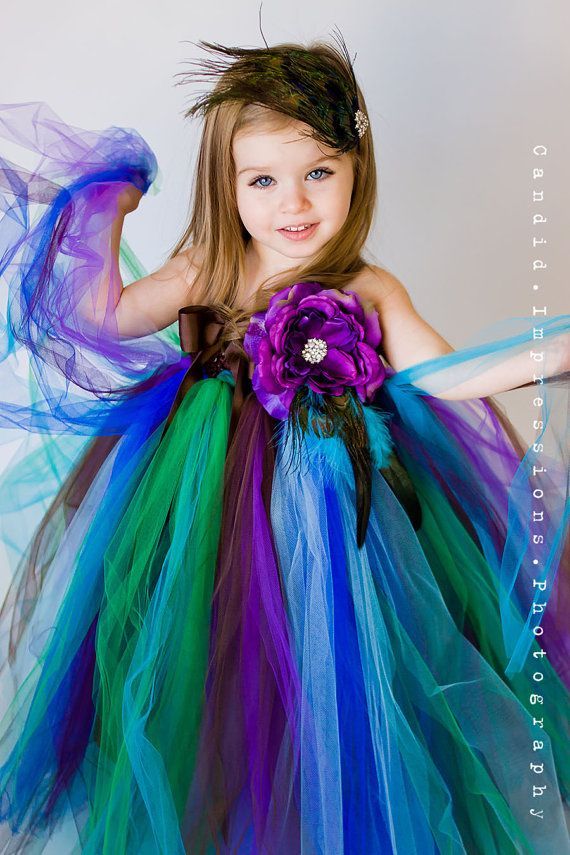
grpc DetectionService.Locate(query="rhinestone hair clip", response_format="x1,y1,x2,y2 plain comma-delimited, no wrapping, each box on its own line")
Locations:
355,109,369,139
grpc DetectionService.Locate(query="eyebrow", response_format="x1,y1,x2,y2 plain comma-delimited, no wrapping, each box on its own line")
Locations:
237,155,338,177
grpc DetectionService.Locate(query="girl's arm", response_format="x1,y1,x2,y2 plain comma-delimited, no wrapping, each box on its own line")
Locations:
80,185,201,339
362,267,568,400
115,246,201,338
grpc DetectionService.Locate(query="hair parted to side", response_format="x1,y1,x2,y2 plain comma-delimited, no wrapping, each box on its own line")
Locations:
168,34,378,347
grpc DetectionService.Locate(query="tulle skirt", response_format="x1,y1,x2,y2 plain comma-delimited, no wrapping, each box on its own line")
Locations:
0,362,568,854
0,101,569,854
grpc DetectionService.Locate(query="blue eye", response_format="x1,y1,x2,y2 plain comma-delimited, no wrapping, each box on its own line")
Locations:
249,167,334,189
308,168,331,180
253,176,273,188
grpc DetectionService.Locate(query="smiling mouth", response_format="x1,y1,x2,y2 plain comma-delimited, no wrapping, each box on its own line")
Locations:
279,223,315,231
277,222,319,240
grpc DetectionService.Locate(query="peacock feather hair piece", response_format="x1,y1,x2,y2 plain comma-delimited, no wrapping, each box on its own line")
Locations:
175,26,367,154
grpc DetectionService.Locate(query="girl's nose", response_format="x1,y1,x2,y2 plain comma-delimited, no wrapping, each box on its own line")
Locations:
280,183,311,213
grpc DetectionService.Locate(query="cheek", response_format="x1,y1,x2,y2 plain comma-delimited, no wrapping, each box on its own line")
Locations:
337,179,354,221
236,190,267,229
327,189,352,225
236,191,254,224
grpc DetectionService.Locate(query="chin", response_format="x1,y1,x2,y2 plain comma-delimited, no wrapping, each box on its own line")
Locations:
276,236,328,253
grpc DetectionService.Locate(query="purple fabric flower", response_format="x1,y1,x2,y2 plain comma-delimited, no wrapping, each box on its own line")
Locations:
243,281,387,419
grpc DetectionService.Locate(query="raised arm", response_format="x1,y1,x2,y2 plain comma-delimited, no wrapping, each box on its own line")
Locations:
79,185,201,339
116,246,201,338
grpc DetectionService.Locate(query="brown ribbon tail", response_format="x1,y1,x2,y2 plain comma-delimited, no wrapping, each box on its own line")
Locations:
159,357,203,441
160,304,252,446
159,305,230,441
346,443,373,549
224,344,250,447
178,305,227,353
379,449,423,531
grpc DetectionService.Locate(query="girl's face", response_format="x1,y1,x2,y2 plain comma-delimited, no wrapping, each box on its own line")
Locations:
233,120,355,272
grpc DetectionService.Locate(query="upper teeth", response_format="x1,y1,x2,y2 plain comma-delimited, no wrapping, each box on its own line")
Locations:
284,224,312,231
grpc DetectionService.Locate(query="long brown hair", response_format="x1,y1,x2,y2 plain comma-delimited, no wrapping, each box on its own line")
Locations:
168,39,378,346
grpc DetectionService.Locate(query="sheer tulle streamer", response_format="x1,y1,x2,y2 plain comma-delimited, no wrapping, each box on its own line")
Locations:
0,408,170,851
0,101,180,436
0,377,233,852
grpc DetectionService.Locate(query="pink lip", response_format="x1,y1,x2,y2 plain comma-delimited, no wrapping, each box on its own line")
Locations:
277,223,318,241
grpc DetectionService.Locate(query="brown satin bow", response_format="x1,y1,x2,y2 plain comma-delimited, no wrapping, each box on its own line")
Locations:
161,305,251,444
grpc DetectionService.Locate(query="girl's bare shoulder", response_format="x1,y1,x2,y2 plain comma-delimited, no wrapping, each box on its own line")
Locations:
342,264,408,309
342,265,454,370
164,244,204,285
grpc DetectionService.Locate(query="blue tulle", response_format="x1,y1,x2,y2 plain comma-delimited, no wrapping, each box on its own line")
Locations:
270,419,569,854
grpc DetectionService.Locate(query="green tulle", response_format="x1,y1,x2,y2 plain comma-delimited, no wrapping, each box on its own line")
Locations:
84,376,232,853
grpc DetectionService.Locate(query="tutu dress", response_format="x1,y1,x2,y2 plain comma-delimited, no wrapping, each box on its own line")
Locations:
0,103,569,855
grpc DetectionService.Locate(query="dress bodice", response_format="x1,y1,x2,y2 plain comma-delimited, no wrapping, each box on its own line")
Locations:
176,281,389,416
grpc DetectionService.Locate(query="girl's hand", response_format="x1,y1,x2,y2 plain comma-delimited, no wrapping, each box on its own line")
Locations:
117,184,144,215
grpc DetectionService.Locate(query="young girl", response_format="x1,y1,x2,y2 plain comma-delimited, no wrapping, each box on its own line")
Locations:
0,34,568,855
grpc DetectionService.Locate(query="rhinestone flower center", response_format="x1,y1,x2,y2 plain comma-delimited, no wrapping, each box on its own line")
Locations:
301,337,328,364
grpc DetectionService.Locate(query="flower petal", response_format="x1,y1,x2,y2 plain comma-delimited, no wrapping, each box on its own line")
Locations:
319,347,358,383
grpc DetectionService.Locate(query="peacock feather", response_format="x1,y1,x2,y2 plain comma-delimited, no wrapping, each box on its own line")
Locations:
175,26,365,154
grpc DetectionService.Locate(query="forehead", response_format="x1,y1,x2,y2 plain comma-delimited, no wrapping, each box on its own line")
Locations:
232,121,343,168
